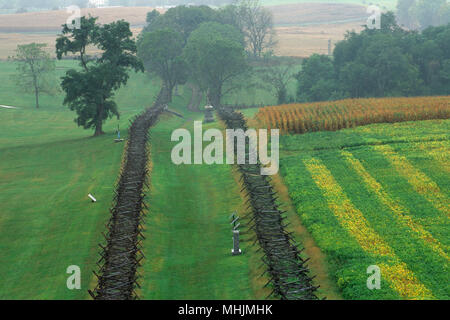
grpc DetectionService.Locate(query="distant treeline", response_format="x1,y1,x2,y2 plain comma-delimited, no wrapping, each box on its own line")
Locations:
0,0,233,10
296,12,450,102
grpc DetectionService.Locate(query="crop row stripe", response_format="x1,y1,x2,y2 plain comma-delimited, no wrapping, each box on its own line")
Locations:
341,150,449,261
373,144,450,219
304,157,433,299
414,140,450,174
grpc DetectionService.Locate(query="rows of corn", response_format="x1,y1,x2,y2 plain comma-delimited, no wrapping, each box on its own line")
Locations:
256,96,450,134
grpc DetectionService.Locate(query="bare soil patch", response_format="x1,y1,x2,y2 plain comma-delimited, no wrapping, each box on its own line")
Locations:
268,2,367,26
0,7,160,33
275,22,364,57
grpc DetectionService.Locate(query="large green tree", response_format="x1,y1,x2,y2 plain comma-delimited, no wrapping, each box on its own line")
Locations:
143,6,217,44
9,43,56,109
295,12,450,102
295,54,339,102
183,22,248,107
56,16,142,136
343,34,422,97
137,28,187,102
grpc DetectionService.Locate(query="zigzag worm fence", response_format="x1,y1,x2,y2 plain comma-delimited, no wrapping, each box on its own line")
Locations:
218,107,319,300
89,88,168,300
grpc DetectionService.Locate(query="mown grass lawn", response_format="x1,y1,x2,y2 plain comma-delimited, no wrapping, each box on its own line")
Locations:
278,119,449,299
139,94,265,300
0,56,282,299
0,60,161,299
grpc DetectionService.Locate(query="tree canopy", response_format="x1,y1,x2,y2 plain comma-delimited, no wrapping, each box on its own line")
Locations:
296,12,450,102
295,54,339,102
183,22,248,106
9,43,56,109
56,17,142,136
143,5,217,44
137,28,188,102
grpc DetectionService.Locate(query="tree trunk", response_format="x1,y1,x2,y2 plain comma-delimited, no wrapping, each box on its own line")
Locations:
34,87,39,109
167,86,173,103
209,92,221,108
164,81,174,103
209,85,222,108
94,124,104,136
33,74,39,108
94,102,105,137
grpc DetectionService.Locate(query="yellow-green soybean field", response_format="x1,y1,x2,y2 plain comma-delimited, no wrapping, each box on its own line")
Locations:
276,119,449,299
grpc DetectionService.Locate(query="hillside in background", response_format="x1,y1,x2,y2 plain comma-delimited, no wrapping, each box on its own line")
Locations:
0,6,158,32
0,2,370,58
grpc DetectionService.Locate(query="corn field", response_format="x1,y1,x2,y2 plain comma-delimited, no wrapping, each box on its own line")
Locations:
256,96,450,134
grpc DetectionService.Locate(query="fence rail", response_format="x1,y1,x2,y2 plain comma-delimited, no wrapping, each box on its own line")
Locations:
218,107,320,300
88,88,169,300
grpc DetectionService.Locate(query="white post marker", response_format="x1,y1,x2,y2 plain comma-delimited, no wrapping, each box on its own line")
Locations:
88,194,97,203
0,105,18,109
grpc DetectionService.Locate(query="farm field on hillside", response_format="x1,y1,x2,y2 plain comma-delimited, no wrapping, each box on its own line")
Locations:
0,6,155,59
269,2,366,26
263,0,396,10
0,7,156,32
0,60,161,299
277,119,449,299
274,22,363,57
257,97,450,134
0,2,371,59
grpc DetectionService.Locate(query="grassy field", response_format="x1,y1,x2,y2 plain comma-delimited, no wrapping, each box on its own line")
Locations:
276,119,449,299
0,60,161,299
0,51,301,298
138,95,269,299
0,58,284,299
